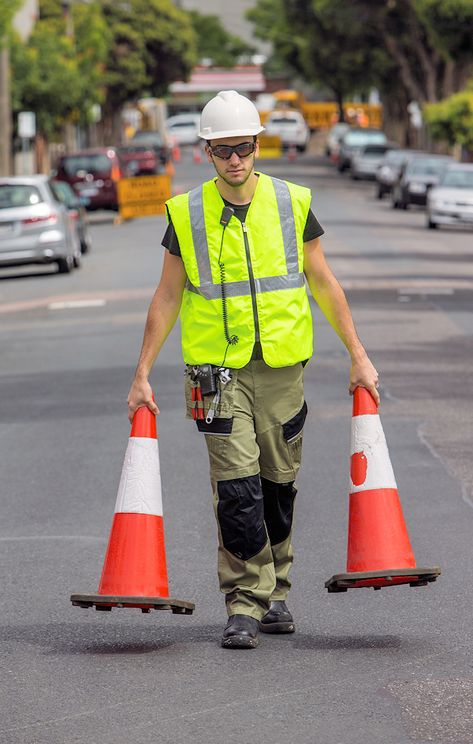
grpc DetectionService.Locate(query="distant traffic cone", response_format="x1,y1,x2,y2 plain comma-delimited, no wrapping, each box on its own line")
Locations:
171,137,181,163
165,160,175,177
71,404,194,614
325,387,440,592
287,144,297,162
193,144,202,164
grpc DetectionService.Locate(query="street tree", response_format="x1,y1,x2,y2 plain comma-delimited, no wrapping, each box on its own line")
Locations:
248,0,473,117
0,0,21,41
101,0,197,137
187,10,255,67
424,85,473,153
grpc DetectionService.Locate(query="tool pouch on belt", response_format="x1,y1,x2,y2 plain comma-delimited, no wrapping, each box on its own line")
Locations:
184,365,238,433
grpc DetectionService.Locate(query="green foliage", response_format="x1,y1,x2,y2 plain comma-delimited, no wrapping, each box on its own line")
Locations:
187,11,255,67
248,0,383,102
248,0,473,109
101,0,197,111
424,86,473,149
0,0,21,42
11,1,109,137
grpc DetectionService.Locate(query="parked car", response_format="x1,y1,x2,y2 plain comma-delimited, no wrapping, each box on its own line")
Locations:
375,149,427,199
55,148,128,211
325,122,350,159
130,130,172,166
264,110,310,152
166,113,200,146
337,128,388,172
0,175,81,273
50,179,92,254
351,142,398,180
426,164,473,229
391,154,454,209
117,145,161,176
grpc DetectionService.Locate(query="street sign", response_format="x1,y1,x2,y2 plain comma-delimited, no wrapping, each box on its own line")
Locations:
117,175,172,220
18,111,36,139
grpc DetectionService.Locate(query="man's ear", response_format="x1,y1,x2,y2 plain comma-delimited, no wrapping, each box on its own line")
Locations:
254,138,260,159
205,144,213,164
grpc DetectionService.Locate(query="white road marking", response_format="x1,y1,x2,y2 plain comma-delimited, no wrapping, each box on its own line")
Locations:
48,299,106,310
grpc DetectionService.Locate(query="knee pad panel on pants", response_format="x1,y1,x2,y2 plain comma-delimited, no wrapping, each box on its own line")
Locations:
217,475,267,561
261,477,296,546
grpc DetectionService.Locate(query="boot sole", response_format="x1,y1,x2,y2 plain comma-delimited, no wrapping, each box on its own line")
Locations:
221,635,259,649
260,621,295,634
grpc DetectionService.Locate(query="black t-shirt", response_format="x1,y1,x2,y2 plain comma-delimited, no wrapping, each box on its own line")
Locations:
162,199,324,257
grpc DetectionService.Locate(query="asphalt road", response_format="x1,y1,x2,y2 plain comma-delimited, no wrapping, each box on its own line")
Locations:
1,149,473,744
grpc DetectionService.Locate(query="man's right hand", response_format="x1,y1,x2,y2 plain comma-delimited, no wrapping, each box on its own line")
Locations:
127,377,160,423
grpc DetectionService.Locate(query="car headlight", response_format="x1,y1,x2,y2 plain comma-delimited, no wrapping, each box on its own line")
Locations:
409,182,426,194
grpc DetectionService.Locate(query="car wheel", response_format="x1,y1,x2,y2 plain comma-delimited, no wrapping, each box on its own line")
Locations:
427,218,438,229
376,187,384,200
57,255,74,274
297,145,306,153
73,251,82,269
400,201,408,210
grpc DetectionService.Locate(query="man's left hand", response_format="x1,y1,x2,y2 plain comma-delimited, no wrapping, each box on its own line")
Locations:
349,353,380,406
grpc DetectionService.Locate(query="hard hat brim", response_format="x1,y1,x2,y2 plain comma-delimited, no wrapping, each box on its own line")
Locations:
198,125,265,140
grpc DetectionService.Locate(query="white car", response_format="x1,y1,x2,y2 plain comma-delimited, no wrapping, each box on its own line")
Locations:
264,110,310,152
427,164,473,229
0,176,81,273
166,113,200,146
325,122,350,158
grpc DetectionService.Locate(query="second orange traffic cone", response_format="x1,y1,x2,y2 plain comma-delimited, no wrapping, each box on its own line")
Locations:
71,404,194,614
325,387,440,592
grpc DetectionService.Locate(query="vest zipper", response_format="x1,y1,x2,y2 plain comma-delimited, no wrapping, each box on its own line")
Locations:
242,222,260,342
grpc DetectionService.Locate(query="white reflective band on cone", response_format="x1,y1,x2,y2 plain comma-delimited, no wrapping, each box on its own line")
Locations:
350,414,397,493
114,437,163,516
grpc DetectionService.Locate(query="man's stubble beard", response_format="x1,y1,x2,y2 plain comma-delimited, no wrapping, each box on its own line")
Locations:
215,157,256,188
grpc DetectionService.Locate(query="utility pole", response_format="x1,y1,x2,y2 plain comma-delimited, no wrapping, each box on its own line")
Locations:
0,43,12,175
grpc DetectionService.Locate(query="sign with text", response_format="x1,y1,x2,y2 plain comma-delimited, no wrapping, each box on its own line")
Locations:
117,175,172,220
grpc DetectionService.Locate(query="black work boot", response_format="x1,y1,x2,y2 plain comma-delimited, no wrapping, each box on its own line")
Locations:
260,601,295,634
221,614,260,649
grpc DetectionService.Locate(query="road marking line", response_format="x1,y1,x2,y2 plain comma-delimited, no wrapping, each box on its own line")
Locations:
48,299,107,310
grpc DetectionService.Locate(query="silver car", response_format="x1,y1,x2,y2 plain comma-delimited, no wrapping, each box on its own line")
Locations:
427,164,473,229
0,175,81,273
351,142,398,180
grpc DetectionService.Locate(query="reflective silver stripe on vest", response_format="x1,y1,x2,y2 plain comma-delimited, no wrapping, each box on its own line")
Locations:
188,186,213,286
188,177,301,294
186,272,304,300
270,177,299,275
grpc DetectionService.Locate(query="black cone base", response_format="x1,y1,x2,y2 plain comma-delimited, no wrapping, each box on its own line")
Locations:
70,593,194,614
325,566,441,593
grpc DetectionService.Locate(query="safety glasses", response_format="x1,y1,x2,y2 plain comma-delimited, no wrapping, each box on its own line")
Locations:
209,141,256,160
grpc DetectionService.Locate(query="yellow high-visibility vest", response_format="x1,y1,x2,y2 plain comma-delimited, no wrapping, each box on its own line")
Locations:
166,172,313,368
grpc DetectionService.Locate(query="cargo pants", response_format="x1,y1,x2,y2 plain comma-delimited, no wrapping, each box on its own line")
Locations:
185,351,307,621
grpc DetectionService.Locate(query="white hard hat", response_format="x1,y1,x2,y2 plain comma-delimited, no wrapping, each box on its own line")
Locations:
199,90,265,140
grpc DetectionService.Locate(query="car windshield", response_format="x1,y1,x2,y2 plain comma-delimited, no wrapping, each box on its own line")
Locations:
362,145,390,156
50,181,78,207
344,131,386,146
132,132,162,143
269,116,300,125
407,158,450,176
0,184,43,209
385,150,413,164
440,170,473,189
62,155,111,176
169,121,196,128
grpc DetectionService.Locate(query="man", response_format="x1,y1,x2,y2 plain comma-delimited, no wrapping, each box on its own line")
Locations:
127,90,379,649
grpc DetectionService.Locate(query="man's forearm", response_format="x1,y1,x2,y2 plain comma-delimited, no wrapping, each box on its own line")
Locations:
306,271,365,360
134,290,182,379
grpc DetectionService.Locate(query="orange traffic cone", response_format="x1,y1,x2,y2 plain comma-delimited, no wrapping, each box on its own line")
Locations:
71,405,194,614
171,137,181,163
325,387,440,593
287,144,297,162
193,144,202,164
165,160,175,177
